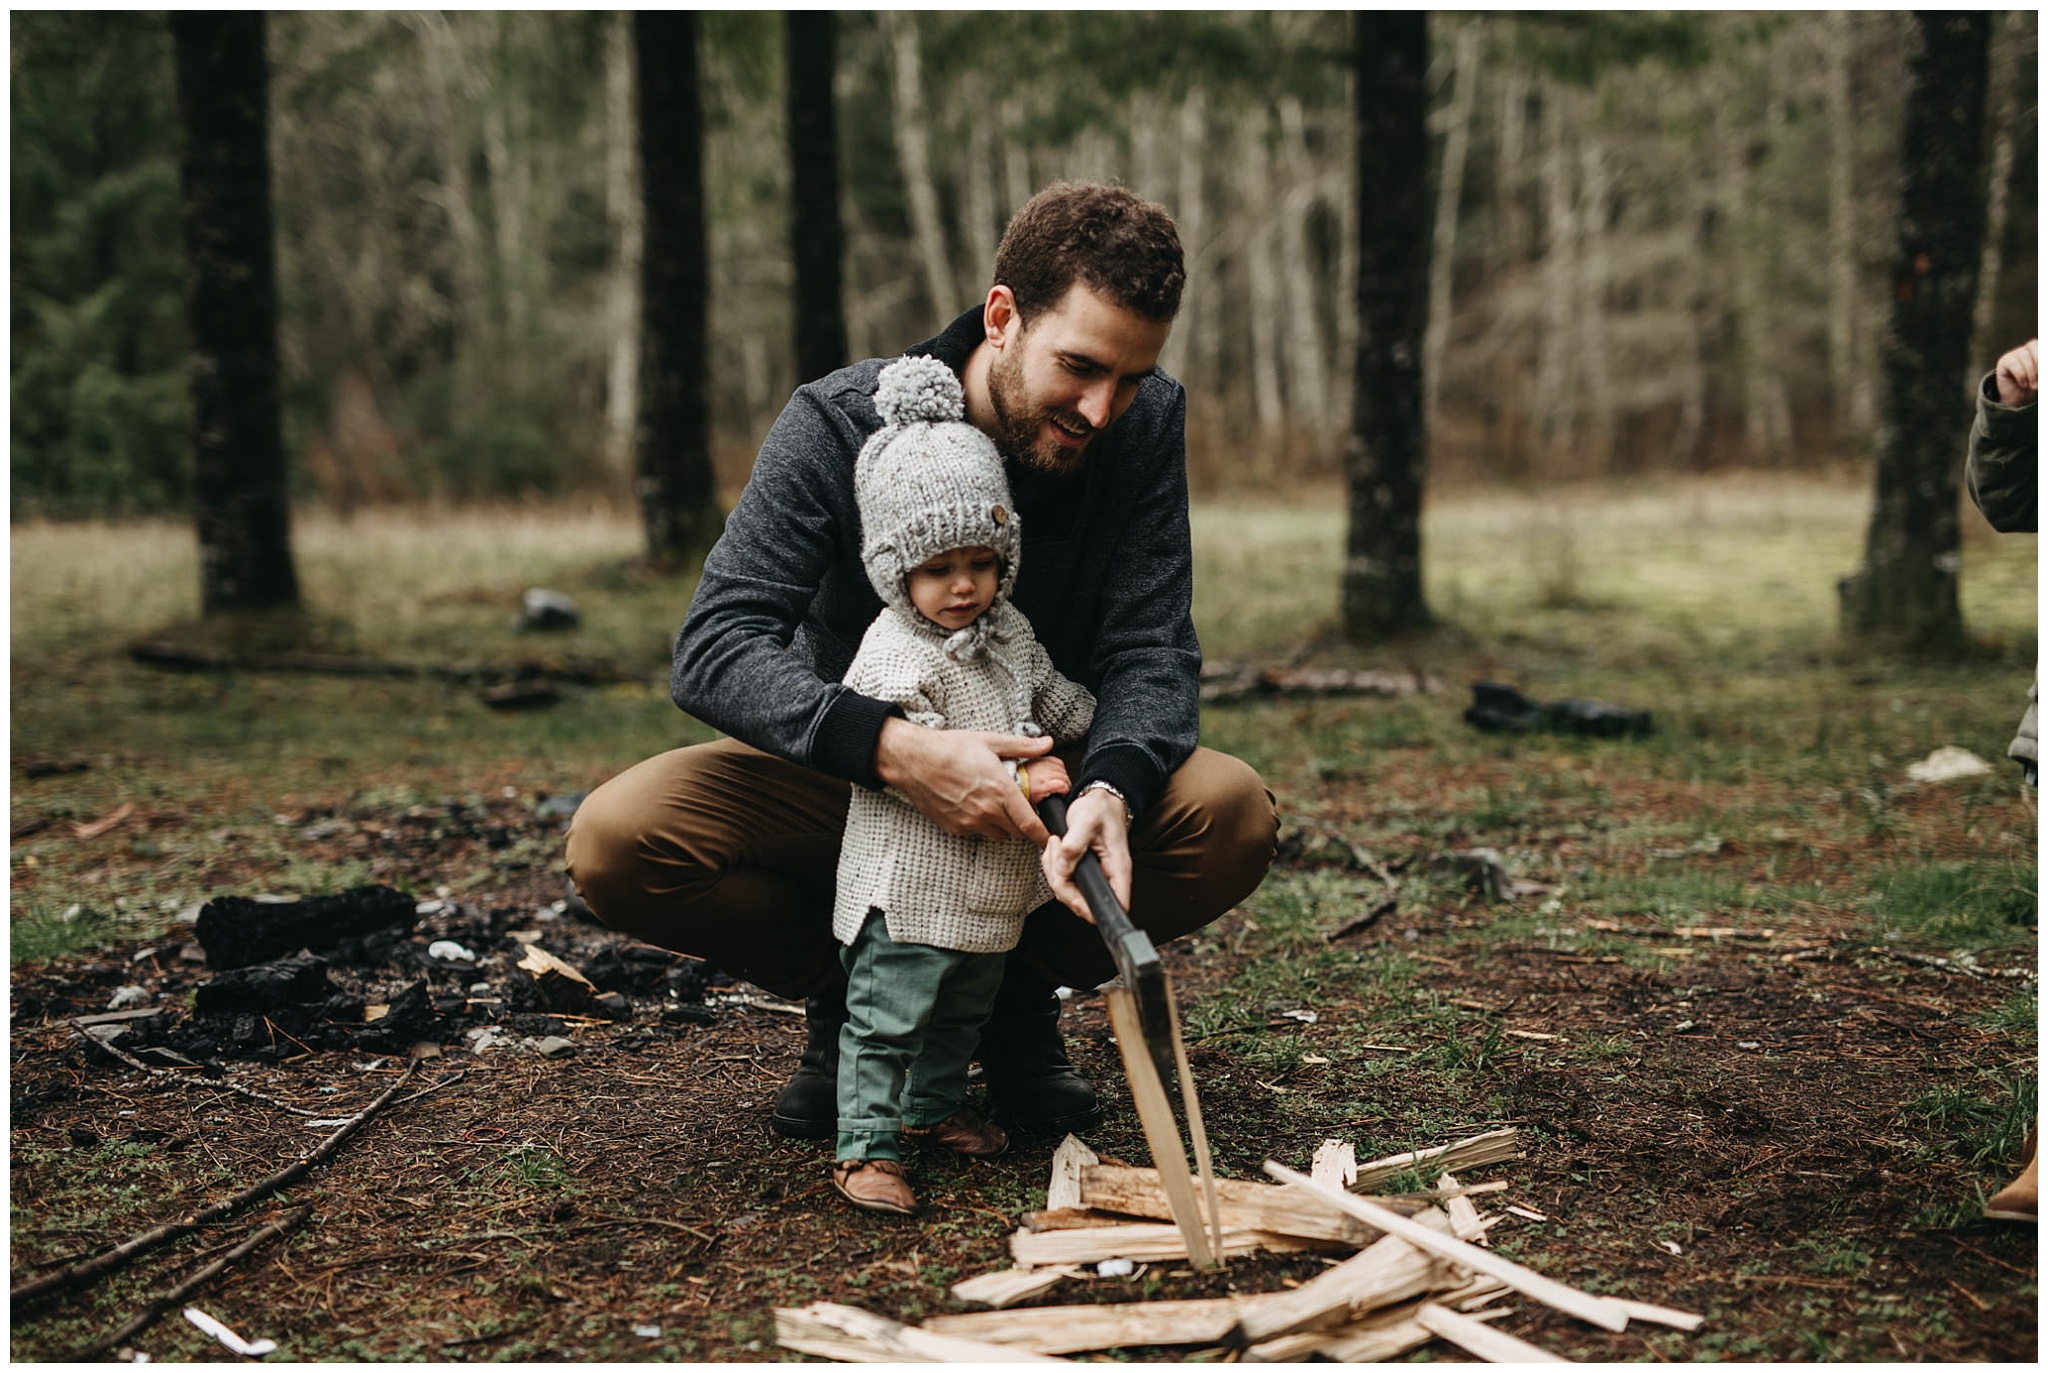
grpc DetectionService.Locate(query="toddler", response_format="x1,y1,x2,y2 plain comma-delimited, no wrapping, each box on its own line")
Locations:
830,356,1096,1215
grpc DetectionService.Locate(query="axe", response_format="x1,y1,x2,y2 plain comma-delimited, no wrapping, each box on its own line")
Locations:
1038,791,1222,1268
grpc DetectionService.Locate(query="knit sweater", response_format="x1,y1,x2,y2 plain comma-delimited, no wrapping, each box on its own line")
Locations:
833,601,1096,952
670,307,1201,819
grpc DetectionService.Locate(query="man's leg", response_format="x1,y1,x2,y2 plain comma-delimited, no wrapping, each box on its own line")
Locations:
565,737,855,1138
564,737,850,998
982,746,1277,1132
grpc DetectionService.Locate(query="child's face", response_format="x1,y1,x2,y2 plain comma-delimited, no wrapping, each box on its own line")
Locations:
907,545,1000,630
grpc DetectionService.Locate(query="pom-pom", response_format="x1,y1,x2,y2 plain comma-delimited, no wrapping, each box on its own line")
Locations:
874,355,964,427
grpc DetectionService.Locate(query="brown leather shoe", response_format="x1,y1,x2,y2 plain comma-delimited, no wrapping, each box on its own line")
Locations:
832,1159,918,1216
1985,1127,2038,1222
903,1106,1010,1158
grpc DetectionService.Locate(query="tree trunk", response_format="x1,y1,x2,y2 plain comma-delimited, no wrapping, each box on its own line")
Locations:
1839,12,1990,646
786,10,847,385
1165,88,1214,392
1343,12,1431,639
603,11,643,477
1242,111,1286,439
1578,136,1617,470
1277,96,1331,430
634,11,720,567
1971,11,2015,366
170,11,299,615
1424,21,1478,438
1534,84,1577,467
881,10,955,321
1826,11,1870,445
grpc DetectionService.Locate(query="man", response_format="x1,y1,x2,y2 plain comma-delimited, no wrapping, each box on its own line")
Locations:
566,182,1277,1140
1965,335,2037,1224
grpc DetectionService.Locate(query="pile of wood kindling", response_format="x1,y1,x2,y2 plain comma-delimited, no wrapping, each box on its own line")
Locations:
775,1128,1704,1363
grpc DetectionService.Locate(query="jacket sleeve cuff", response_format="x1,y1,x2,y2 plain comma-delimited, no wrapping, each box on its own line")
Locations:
1078,745,1164,824
812,691,902,790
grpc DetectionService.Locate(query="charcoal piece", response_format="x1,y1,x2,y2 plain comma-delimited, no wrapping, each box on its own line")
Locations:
354,982,437,1052
194,885,416,970
662,1004,718,1027
1463,681,1654,739
193,953,337,1015
593,991,632,1021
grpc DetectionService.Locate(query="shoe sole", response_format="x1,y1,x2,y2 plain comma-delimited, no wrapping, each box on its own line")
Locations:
832,1175,919,1216
1983,1206,2037,1222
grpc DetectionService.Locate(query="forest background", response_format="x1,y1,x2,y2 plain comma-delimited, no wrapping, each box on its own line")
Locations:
12,8,2040,517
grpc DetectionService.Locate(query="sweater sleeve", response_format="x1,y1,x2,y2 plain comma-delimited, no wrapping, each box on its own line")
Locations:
1075,381,1201,819
669,383,899,786
1966,371,2039,534
1004,608,1096,743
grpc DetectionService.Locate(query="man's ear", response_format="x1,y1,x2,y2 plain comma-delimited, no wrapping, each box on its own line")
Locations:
983,285,1021,349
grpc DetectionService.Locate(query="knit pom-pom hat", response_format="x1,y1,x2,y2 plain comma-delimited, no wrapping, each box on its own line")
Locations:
855,356,1022,633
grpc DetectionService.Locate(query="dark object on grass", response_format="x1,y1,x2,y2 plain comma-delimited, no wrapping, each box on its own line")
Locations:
520,588,582,631
355,982,437,1053
1463,681,1654,739
194,886,416,970
192,953,337,1015
483,679,564,710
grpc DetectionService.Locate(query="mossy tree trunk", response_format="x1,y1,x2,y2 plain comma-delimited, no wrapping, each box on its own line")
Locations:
1839,13,1990,647
171,12,299,615
1343,12,1432,639
634,11,721,568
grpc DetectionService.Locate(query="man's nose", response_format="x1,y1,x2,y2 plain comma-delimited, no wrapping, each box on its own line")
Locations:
1075,380,1114,430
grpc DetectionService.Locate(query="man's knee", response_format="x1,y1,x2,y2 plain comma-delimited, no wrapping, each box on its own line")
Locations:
1151,747,1279,911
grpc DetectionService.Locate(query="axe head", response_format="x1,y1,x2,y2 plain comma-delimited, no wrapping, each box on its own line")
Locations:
1109,928,1178,1084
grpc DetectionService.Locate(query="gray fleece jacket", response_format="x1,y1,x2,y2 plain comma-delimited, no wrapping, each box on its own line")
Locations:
670,307,1200,818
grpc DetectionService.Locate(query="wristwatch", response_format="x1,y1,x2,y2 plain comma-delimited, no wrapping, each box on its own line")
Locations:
1077,779,1131,826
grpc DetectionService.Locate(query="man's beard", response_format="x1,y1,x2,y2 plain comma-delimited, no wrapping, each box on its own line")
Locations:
986,349,1092,477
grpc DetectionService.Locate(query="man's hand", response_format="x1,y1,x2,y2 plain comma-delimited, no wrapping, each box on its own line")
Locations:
1042,786,1131,925
1994,338,2039,408
874,715,1053,843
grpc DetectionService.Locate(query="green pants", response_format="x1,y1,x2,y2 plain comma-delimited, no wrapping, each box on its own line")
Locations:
836,911,1006,1162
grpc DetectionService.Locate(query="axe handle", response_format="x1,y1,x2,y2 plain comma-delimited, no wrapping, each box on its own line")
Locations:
1035,793,1137,941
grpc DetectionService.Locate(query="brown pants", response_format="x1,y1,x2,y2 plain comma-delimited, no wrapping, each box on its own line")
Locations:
564,738,1278,1000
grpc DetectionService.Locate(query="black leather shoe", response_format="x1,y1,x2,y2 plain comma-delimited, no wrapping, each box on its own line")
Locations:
977,968,1100,1137
769,989,846,1139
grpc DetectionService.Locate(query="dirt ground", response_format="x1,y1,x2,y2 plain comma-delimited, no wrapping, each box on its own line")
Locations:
8,788,2040,1362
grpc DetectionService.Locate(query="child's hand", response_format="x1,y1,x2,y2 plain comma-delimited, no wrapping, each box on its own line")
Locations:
1019,756,1072,803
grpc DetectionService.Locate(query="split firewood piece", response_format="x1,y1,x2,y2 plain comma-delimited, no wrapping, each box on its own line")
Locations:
1164,979,1224,1258
1351,1127,1523,1191
948,1266,1077,1310
1079,1164,1419,1245
926,1293,1274,1355
1011,1221,1323,1267
1227,1208,1461,1347
1045,1134,1098,1212
775,1301,1069,1363
517,944,598,1013
1438,1171,1488,1243
1243,1296,1513,1364
1102,983,1214,1270
1022,1207,1131,1232
1415,1301,1569,1362
1311,1139,1358,1187
1266,1161,1631,1332
1615,1298,1706,1331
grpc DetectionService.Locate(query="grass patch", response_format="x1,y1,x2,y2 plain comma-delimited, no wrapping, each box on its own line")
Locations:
1904,1072,2038,1165
1866,859,2038,947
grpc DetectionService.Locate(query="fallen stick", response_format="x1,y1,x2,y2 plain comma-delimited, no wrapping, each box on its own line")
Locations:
774,1300,1067,1363
12,1063,420,1305
61,1205,313,1360
1415,1300,1568,1362
1614,1298,1706,1332
1265,1161,1631,1332
1351,1128,1524,1190
72,1024,328,1117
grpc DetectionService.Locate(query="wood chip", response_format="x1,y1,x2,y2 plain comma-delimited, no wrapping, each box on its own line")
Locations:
71,802,137,841
927,1293,1272,1354
1351,1127,1524,1190
1311,1140,1358,1188
1616,1298,1706,1331
1045,1135,1098,1213
948,1267,1074,1310
1227,1210,1460,1347
775,1301,1068,1362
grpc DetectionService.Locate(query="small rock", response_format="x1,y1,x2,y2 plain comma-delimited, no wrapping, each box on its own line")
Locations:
531,1035,577,1059
427,940,478,964
1097,1259,1136,1278
108,985,152,1010
1905,746,1994,784
465,1026,510,1052
593,991,632,1021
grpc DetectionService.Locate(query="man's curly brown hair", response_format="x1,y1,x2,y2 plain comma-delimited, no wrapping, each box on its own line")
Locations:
991,182,1185,326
